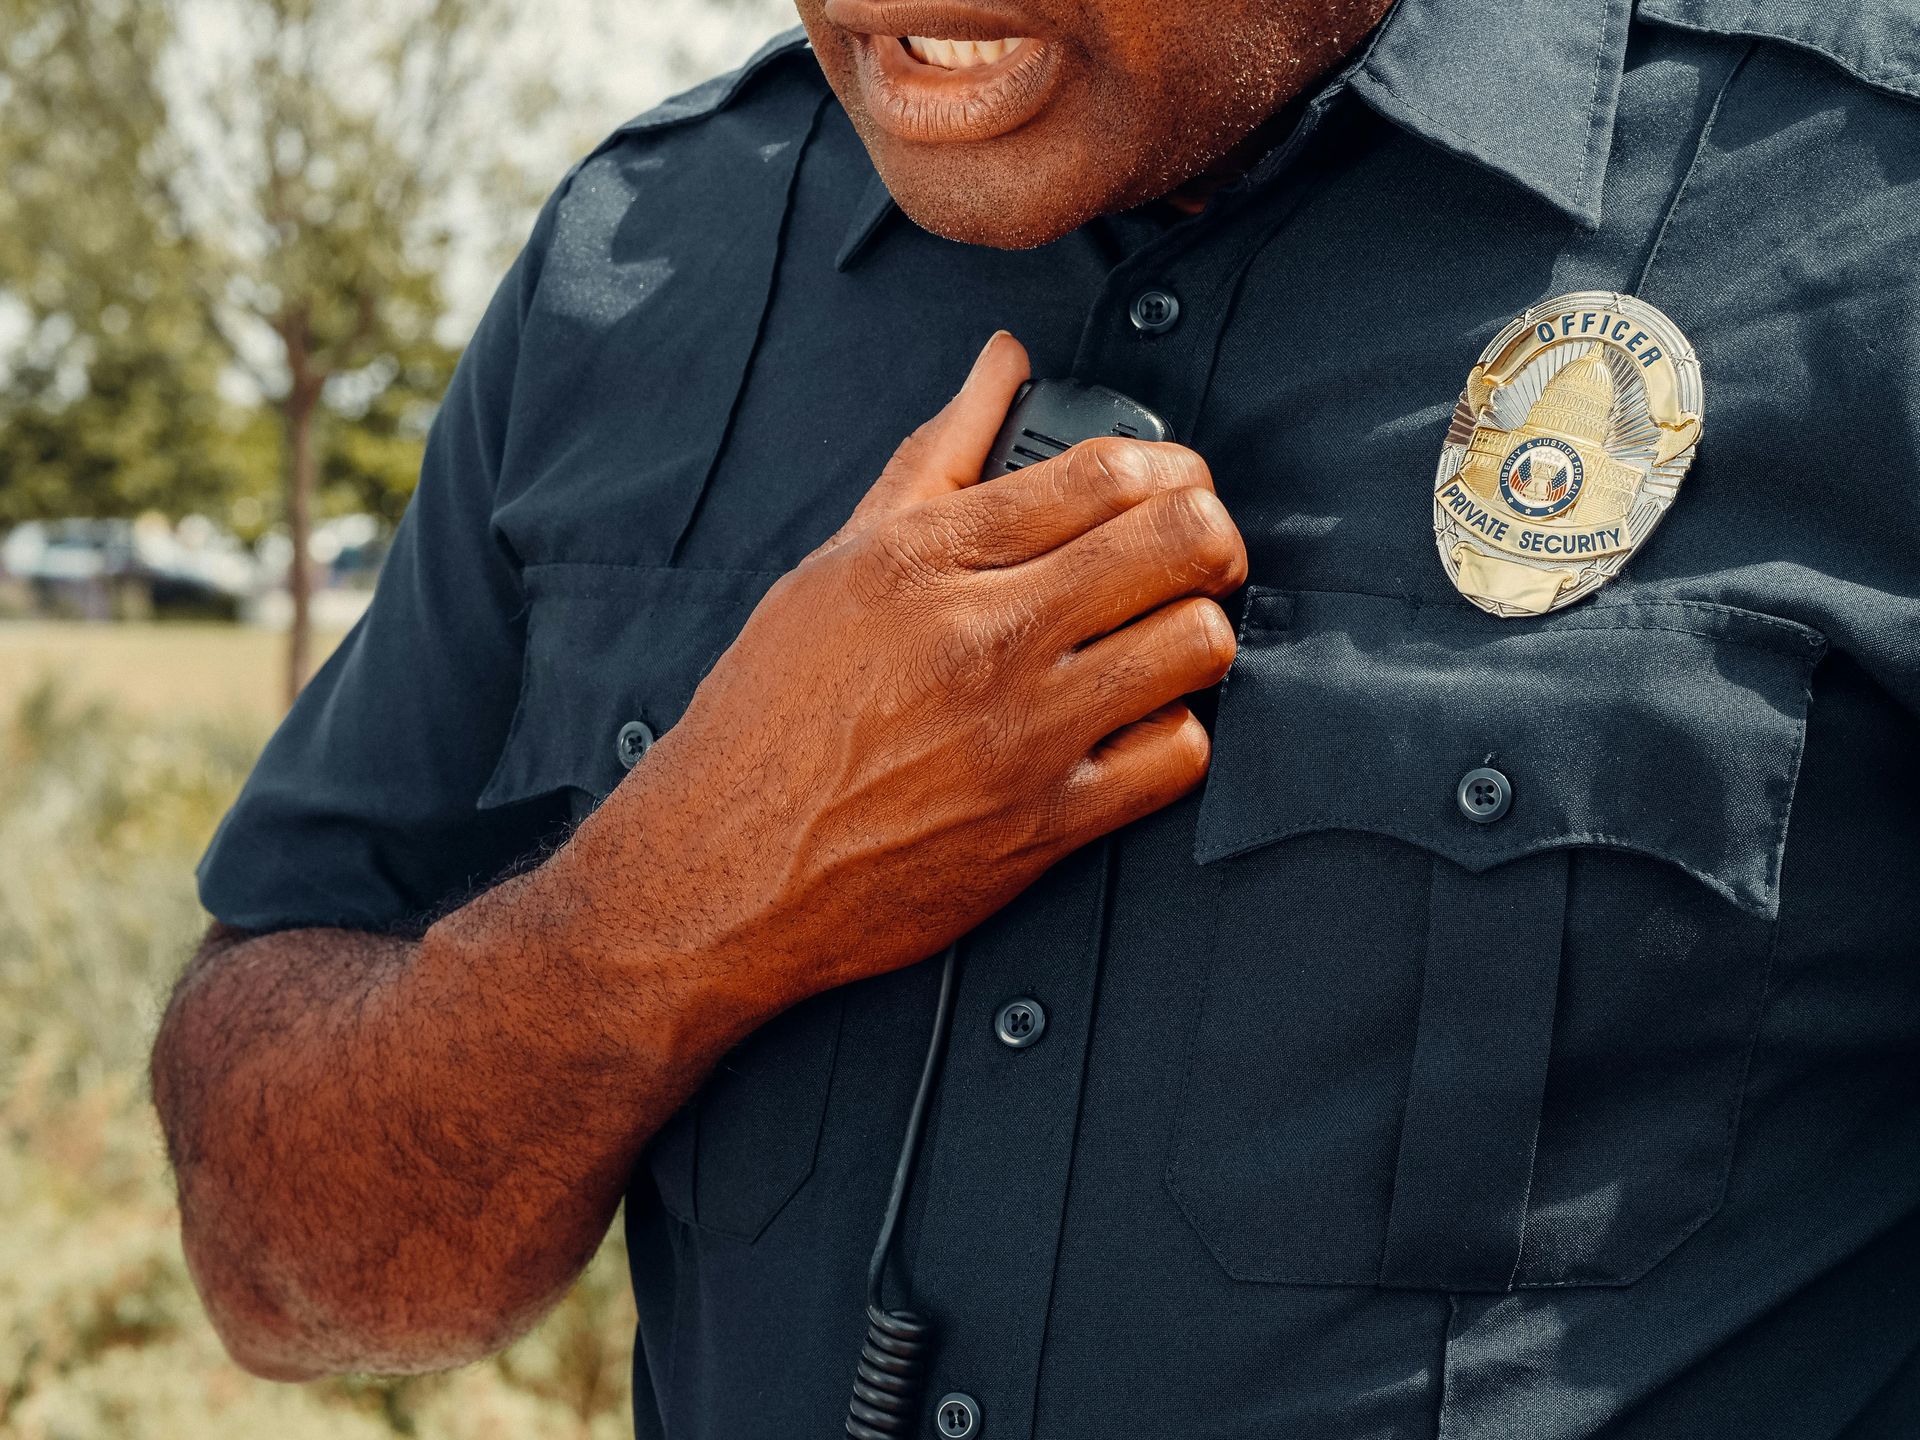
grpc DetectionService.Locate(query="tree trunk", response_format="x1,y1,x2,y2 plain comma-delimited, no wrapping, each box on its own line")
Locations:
282,382,318,709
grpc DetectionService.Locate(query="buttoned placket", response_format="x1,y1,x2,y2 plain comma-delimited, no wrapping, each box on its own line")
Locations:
907,842,1113,1439
901,82,1368,1440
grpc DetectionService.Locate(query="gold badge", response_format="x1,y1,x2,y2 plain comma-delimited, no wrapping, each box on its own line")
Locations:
1434,291,1702,617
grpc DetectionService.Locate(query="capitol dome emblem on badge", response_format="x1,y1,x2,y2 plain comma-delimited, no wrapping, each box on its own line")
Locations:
1434,291,1703,617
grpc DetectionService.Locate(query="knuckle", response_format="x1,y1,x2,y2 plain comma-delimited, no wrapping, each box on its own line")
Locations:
849,518,945,603
1166,487,1242,576
1159,443,1213,492
1185,599,1237,673
944,487,1016,555
892,418,938,465
919,593,1036,697
1168,711,1212,781
1070,436,1156,498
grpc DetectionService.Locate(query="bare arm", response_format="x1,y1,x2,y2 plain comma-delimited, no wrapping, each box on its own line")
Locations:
151,836,770,1381
153,335,1246,1380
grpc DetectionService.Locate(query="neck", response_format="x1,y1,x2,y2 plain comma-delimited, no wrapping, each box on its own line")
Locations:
1157,101,1305,216
1158,0,1396,216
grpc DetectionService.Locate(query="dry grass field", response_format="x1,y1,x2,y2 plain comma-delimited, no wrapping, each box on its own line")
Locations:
0,623,636,1440
0,622,350,722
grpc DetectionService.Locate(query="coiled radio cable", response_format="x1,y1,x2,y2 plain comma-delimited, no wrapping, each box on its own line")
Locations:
845,941,961,1439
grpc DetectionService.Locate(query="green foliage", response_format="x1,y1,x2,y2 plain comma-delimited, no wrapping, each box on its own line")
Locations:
0,0,257,526
0,336,278,529
161,0,536,526
0,683,637,1439
319,344,461,527
0,0,172,317
0,0,516,529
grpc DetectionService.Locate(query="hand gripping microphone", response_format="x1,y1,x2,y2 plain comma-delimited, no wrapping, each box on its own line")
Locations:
844,378,1173,1440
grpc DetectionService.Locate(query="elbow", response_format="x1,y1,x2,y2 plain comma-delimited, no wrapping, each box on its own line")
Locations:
217,1325,333,1384
154,930,538,1380
181,1233,339,1382
180,1218,522,1381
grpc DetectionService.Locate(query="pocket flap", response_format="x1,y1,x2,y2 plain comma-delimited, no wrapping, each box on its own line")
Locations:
1194,589,1825,917
478,564,781,809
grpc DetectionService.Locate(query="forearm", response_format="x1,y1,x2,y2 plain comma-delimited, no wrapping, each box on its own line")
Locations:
155,345,1243,1379
152,825,768,1379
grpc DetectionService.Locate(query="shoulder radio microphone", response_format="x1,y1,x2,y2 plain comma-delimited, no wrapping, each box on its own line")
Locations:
845,376,1172,1440
981,378,1176,481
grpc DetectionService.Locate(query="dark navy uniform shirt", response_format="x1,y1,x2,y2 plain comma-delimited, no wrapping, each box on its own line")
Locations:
199,0,1920,1435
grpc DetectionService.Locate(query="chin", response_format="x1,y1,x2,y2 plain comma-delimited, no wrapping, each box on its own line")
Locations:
854,117,1149,251
806,17,1159,252
877,159,1112,250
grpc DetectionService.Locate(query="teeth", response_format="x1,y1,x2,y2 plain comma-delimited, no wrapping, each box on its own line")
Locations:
903,35,1025,68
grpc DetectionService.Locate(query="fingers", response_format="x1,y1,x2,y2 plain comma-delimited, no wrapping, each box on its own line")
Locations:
931,437,1214,570
921,330,1032,489
832,332,1031,545
1020,482,1247,645
1038,600,1233,849
1062,597,1237,743
1057,703,1213,838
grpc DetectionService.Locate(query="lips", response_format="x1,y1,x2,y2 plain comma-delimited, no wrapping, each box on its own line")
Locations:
822,0,1063,144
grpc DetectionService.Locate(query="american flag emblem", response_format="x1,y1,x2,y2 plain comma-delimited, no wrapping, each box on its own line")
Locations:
1514,450,1572,504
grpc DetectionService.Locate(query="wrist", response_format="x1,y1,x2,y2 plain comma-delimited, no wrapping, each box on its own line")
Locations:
427,789,800,1089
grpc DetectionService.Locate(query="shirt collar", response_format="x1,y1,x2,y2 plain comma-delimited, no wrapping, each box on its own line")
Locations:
837,0,1633,267
836,168,897,271
1348,0,1633,228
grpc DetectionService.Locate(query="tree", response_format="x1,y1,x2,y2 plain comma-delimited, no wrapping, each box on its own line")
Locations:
2,0,541,702
2,0,795,703
159,0,531,703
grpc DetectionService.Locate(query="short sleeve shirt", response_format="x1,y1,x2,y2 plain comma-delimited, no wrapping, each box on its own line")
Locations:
199,1,1920,1435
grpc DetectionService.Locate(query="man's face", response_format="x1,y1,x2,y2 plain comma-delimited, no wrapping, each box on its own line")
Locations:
797,0,1394,249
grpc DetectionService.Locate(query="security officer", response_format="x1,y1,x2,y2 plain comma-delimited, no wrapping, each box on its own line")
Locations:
153,0,1920,1436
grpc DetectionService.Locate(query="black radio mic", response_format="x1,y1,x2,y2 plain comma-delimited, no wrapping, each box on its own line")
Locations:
981,378,1176,480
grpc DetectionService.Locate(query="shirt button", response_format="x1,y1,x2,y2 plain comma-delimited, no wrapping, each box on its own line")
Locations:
994,997,1047,1049
615,720,655,770
1457,766,1512,824
1129,287,1181,335
936,1393,981,1438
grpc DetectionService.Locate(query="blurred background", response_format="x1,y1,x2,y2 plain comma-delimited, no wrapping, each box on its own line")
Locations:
0,1,793,1435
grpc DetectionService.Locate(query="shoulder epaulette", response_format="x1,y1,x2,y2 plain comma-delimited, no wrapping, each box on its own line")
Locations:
575,26,814,173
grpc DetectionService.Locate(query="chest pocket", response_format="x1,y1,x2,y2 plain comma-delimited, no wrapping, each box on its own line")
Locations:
479,562,846,1244
1168,586,1824,1290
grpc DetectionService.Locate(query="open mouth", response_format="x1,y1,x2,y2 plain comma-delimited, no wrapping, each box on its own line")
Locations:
899,35,1032,69
823,2,1063,144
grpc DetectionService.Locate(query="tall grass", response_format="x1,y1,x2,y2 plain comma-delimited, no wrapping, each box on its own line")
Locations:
0,682,635,1439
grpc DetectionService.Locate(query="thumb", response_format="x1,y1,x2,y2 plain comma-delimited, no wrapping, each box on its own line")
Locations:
835,331,1032,542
